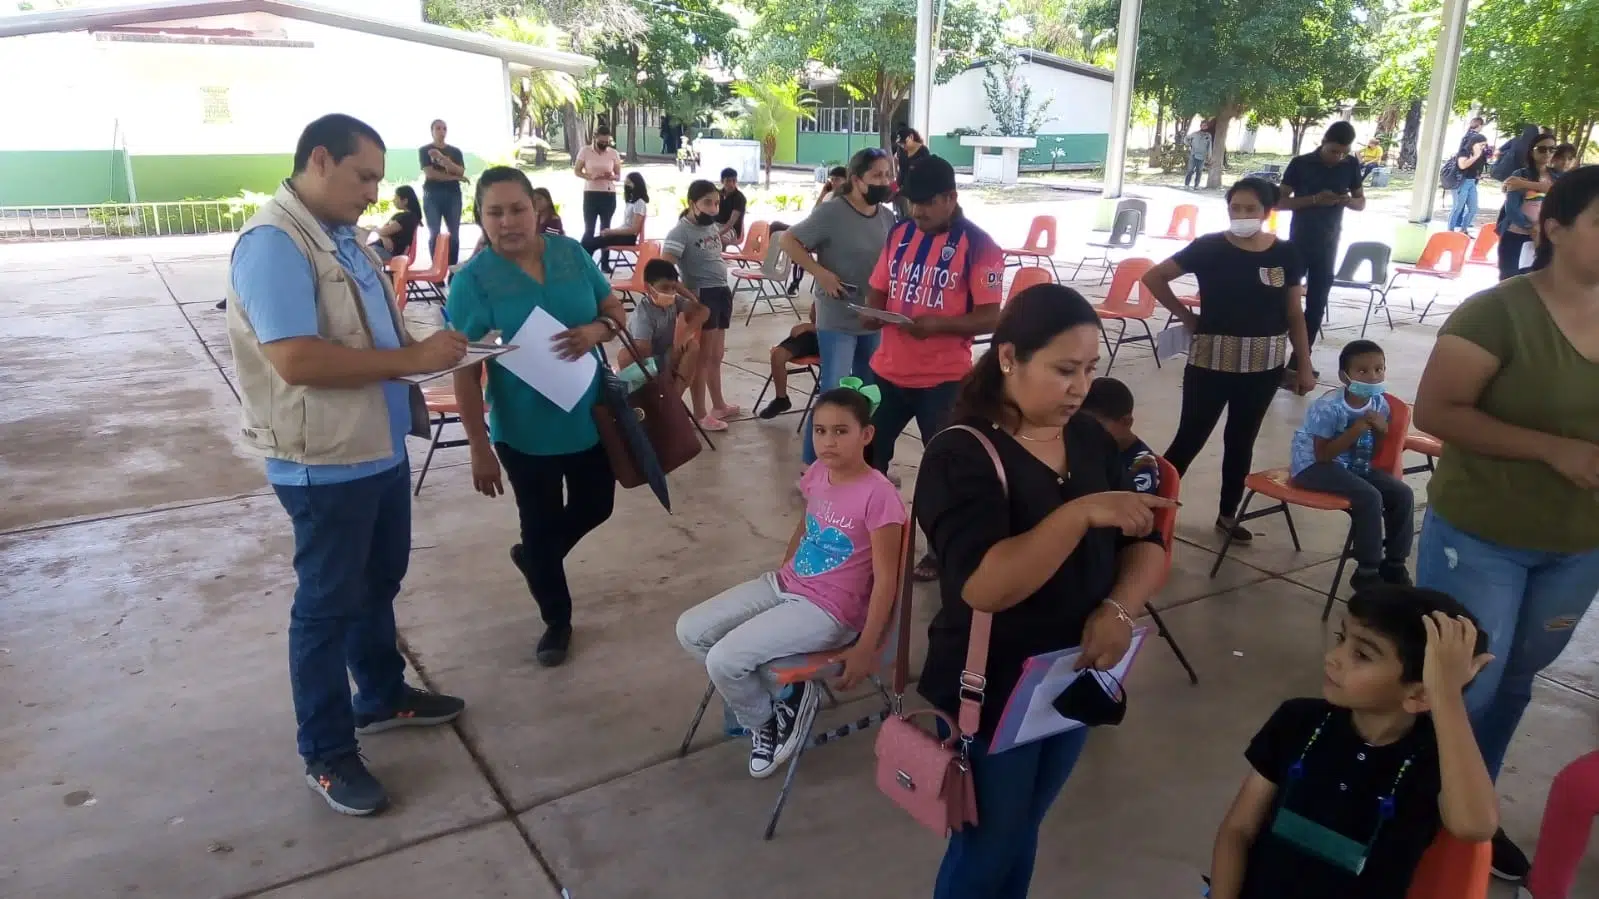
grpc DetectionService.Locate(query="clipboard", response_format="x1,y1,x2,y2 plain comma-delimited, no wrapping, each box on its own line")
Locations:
986,627,1150,754
846,302,913,326
396,342,516,384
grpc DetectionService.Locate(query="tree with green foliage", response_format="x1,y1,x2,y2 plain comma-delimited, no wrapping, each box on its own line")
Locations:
484,17,581,161
1083,0,1372,188
1357,0,1438,170
1459,0,1599,157
734,80,818,186
982,49,1052,136
749,0,1004,148
1001,0,1116,67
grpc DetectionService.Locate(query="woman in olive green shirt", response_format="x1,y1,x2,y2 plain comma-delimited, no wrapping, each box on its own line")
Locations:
1413,164,1599,878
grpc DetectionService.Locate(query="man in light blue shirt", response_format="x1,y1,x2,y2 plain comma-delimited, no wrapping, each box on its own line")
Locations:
228,113,469,817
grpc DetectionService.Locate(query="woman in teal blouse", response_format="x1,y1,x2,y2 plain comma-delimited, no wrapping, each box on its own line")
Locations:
447,167,629,667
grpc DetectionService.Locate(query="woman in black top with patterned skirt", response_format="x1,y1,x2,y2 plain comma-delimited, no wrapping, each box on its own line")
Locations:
1141,177,1317,544
914,283,1172,899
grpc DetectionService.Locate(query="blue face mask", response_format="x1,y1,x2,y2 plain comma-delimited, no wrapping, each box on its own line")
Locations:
1346,380,1386,399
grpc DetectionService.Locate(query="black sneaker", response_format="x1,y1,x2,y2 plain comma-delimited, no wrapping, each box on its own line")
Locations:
305,753,388,816
214,298,227,310
1216,517,1254,543
769,682,819,772
1349,568,1386,593
355,685,465,734
1490,828,1530,882
748,718,779,778
1379,560,1413,586
536,624,572,667
758,396,792,419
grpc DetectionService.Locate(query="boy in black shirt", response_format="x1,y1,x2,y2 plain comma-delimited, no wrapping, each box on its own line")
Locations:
1081,377,1160,495
1208,586,1499,899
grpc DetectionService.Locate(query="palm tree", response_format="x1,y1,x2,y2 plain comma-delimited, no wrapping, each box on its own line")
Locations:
486,17,582,164
732,79,818,188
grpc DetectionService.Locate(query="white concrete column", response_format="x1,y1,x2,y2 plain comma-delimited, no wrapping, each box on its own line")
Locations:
1409,0,1470,223
911,0,936,138
1101,0,1142,198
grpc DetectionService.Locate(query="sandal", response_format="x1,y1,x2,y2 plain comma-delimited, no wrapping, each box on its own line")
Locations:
912,553,939,582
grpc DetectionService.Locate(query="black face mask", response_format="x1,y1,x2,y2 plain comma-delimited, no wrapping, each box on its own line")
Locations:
693,212,715,227
1051,668,1126,727
862,184,891,205
596,142,611,151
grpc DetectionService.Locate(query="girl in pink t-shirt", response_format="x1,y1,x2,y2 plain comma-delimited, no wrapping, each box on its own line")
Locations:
676,387,907,779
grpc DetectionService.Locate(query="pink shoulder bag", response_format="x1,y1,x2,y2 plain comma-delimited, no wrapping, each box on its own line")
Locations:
873,425,1003,837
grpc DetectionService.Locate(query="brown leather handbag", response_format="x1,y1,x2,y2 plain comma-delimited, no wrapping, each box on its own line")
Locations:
872,425,1001,837
591,329,702,489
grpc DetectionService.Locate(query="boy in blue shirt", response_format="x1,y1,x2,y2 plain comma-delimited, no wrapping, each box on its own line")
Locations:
1289,340,1413,591
1082,376,1162,495
1208,585,1500,899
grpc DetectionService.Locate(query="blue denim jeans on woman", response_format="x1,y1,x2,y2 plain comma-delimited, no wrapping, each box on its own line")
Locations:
273,460,413,763
933,727,1091,899
801,329,880,464
1448,178,1480,232
1415,509,1599,778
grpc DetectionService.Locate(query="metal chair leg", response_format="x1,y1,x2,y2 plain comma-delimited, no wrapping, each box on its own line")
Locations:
1146,604,1198,685
413,416,446,497
1211,490,1257,577
764,708,820,840
1281,503,1304,552
1137,319,1159,368
1323,528,1357,621
678,682,716,758
794,368,821,435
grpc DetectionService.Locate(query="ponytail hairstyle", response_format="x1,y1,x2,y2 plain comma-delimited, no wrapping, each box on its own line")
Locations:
953,283,1102,424
681,178,718,219
1532,164,1599,271
837,147,889,196
473,166,537,248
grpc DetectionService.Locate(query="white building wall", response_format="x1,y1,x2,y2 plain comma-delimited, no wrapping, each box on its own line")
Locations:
928,62,1112,135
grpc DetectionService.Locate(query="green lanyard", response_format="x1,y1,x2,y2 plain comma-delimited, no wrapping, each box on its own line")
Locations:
1268,712,1415,876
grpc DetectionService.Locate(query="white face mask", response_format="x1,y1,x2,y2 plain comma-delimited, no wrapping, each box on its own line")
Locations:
1229,218,1263,238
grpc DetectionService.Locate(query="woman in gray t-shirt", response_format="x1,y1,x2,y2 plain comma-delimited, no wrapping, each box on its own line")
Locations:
662,180,737,431
771,148,897,464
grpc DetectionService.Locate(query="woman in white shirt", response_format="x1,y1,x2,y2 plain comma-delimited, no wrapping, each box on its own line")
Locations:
582,172,649,272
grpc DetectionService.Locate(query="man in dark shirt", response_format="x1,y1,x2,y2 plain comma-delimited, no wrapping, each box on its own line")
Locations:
419,118,467,266
1279,121,1365,375
715,168,747,247
1446,117,1489,234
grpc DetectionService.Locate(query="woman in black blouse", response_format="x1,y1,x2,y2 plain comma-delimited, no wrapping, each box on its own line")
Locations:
1142,177,1317,544
370,185,423,261
915,283,1172,899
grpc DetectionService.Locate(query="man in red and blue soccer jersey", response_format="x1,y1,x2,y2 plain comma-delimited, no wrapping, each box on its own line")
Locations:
864,155,1004,577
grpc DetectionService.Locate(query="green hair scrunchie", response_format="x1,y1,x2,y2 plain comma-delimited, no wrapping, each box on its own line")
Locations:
838,376,882,414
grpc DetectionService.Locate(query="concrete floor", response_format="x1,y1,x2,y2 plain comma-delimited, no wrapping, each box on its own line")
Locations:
1,190,1594,899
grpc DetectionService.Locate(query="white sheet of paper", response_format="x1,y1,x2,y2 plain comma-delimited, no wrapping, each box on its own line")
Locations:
846,302,913,326
1518,240,1536,271
1155,323,1193,363
396,343,515,385
495,308,597,413
1010,629,1148,746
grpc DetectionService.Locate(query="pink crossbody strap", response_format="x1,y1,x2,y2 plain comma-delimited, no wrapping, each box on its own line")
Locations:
890,424,1006,741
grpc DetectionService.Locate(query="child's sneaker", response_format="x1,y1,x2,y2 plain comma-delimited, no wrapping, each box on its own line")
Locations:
1349,567,1385,592
758,396,792,419
771,682,818,767
1379,560,1413,586
1490,828,1530,882
748,719,780,777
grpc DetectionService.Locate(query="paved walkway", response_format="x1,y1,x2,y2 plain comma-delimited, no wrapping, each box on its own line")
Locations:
0,193,1592,898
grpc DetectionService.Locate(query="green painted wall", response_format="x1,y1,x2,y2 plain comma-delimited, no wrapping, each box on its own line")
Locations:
774,109,799,165
928,133,1110,169
617,123,665,156
129,154,293,201
0,151,132,205
796,133,884,167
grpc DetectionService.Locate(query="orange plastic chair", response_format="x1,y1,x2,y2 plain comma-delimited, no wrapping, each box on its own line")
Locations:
1384,230,1470,322
1165,204,1199,241
1148,455,1198,684
1466,222,1499,265
609,215,649,273
1402,431,1442,475
386,257,410,311
1405,832,1490,899
1096,257,1159,374
1003,215,1060,279
1007,265,1054,302
414,368,489,496
406,231,452,303
1209,394,1413,620
721,221,770,268
608,241,662,306
676,510,914,840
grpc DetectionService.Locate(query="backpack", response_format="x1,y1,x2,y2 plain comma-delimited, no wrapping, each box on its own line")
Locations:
1490,140,1519,182
1439,157,1464,190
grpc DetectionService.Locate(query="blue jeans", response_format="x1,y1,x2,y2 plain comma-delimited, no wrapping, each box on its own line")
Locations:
1448,178,1479,232
870,374,960,473
801,329,881,464
1415,509,1599,778
934,728,1091,899
423,187,463,266
273,460,412,763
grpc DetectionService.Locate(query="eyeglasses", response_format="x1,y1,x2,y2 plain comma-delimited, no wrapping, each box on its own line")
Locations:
1534,145,1556,153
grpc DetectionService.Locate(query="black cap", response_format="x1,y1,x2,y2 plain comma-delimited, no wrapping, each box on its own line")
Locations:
899,155,957,203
